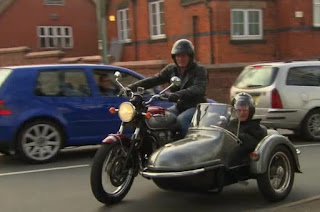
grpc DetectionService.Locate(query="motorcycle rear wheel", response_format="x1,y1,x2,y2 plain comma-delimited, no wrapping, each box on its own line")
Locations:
90,142,134,205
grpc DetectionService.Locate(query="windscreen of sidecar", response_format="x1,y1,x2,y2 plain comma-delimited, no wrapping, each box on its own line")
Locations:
190,103,239,135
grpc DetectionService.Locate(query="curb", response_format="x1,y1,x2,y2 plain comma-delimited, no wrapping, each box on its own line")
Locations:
268,195,320,211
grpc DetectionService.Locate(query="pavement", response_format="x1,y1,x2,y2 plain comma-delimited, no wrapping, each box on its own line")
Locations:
267,195,320,212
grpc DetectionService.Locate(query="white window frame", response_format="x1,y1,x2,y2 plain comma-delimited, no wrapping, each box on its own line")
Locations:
37,26,73,49
314,0,320,26
117,8,131,42
231,9,263,40
44,0,64,6
149,0,166,39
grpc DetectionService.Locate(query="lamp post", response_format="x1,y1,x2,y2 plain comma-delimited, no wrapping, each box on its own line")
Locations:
96,0,108,64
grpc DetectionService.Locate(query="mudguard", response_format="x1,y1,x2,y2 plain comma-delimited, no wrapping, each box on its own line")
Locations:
102,134,131,144
146,128,241,172
250,134,302,174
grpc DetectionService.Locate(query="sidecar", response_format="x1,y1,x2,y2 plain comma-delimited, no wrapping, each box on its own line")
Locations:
141,103,302,202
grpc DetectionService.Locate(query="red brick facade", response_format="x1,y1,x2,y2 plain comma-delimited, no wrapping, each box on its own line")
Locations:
0,0,99,57
106,0,320,64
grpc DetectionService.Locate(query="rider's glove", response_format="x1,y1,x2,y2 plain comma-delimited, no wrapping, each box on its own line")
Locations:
168,93,180,102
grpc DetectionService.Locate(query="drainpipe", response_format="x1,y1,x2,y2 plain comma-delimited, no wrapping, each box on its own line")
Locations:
132,0,138,61
205,0,214,64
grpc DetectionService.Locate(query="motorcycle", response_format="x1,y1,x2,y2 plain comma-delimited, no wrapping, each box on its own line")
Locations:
90,71,182,204
142,103,302,202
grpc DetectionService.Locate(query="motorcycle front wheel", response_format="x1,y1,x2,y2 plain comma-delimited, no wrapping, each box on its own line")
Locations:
90,142,135,205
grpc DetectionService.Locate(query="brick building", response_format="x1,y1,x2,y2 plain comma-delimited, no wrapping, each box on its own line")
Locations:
0,0,99,57
106,0,320,64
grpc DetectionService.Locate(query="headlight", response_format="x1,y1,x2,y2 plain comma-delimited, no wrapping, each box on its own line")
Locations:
118,102,136,122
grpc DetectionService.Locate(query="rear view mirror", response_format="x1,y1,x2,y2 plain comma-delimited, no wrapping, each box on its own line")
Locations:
170,76,181,87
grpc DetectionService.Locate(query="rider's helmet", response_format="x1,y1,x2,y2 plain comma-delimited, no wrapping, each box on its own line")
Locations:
171,39,195,63
231,92,255,120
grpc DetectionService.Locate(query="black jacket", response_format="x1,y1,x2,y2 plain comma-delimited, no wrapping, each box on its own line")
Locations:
129,62,208,112
238,119,267,153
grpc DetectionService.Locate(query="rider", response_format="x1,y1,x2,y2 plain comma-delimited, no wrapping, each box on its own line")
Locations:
230,93,267,156
127,39,208,137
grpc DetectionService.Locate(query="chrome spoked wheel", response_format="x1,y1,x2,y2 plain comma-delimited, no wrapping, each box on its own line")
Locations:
17,120,62,163
101,145,134,195
90,143,135,205
268,152,291,193
257,145,295,202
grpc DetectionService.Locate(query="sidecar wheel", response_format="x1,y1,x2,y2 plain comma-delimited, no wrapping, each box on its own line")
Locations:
257,145,295,202
90,142,134,205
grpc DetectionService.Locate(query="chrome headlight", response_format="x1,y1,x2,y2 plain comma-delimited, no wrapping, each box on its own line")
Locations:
118,102,136,122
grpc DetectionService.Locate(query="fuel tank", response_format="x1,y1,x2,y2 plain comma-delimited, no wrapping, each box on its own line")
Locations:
145,106,179,130
147,129,242,172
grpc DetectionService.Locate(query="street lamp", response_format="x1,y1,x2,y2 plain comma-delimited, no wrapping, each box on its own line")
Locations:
96,0,108,64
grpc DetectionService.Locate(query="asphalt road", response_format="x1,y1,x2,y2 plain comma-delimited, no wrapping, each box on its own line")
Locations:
0,139,319,212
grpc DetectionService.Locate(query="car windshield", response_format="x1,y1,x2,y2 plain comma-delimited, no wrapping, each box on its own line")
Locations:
233,66,278,89
0,69,12,89
190,103,240,135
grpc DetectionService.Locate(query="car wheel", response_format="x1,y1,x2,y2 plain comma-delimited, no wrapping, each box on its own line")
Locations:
16,120,63,163
257,145,295,202
301,109,320,141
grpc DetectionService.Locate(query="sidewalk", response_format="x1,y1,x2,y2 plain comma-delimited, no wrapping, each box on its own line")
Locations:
268,195,320,212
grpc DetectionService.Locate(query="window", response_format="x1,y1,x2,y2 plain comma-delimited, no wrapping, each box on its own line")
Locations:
35,70,91,97
38,26,73,49
231,9,262,40
286,66,320,86
44,0,64,5
117,8,131,42
149,0,165,39
314,0,320,26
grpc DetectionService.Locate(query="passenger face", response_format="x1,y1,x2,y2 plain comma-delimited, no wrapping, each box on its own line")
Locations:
100,76,110,89
175,53,190,69
236,105,249,122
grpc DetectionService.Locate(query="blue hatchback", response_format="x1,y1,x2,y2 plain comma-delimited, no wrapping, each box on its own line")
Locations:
0,64,172,163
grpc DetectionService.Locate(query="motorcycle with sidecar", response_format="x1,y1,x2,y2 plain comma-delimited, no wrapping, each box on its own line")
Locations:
142,103,302,202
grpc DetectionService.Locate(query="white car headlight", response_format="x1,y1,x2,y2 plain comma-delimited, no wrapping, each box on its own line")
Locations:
118,102,136,122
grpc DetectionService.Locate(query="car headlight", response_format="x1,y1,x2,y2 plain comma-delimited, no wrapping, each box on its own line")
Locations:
118,102,136,122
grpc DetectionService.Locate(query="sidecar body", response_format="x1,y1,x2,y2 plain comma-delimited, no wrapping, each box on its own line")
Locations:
141,103,302,202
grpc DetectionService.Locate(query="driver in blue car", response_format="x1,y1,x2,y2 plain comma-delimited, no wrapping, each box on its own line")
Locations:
231,93,267,157
127,39,208,138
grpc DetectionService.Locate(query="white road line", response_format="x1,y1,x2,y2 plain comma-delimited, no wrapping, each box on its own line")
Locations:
0,164,90,177
295,143,320,148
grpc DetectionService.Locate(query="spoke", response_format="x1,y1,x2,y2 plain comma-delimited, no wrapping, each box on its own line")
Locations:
46,132,58,140
29,146,40,156
33,126,41,137
25,141,37,147
42,125,50,136
46,140,60,146
25,133,37,141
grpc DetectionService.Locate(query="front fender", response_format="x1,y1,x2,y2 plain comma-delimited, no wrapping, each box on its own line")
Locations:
250,134,302,174
102,134,131,144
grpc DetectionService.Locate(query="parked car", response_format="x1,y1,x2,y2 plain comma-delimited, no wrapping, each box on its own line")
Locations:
230,60,320,141
0,64,172,163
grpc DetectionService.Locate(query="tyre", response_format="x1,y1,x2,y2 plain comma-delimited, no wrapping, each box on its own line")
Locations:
301,109,320,141
257,145,295,202
16,120,63,163
90,142,135,205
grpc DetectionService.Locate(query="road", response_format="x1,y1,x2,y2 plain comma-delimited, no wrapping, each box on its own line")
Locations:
0,139,319,212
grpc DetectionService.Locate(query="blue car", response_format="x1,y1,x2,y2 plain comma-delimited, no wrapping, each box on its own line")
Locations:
0,64,172,163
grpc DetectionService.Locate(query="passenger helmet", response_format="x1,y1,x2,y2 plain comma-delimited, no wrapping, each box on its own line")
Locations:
231,93,255,120
171,39,195,61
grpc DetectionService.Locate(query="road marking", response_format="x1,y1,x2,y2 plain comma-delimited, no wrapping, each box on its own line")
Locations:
0,164,90,177
295,143,320,148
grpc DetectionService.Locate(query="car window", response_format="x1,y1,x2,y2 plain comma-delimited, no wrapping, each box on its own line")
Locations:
93,69,155,97
233,66,278,89
0,69,12,89
35,69,91,96
286,66,320,86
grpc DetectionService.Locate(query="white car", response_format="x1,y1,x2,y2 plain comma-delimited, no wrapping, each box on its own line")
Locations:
230,61,320,140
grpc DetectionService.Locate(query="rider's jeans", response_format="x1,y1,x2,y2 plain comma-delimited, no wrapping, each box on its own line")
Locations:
168,105,196,138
